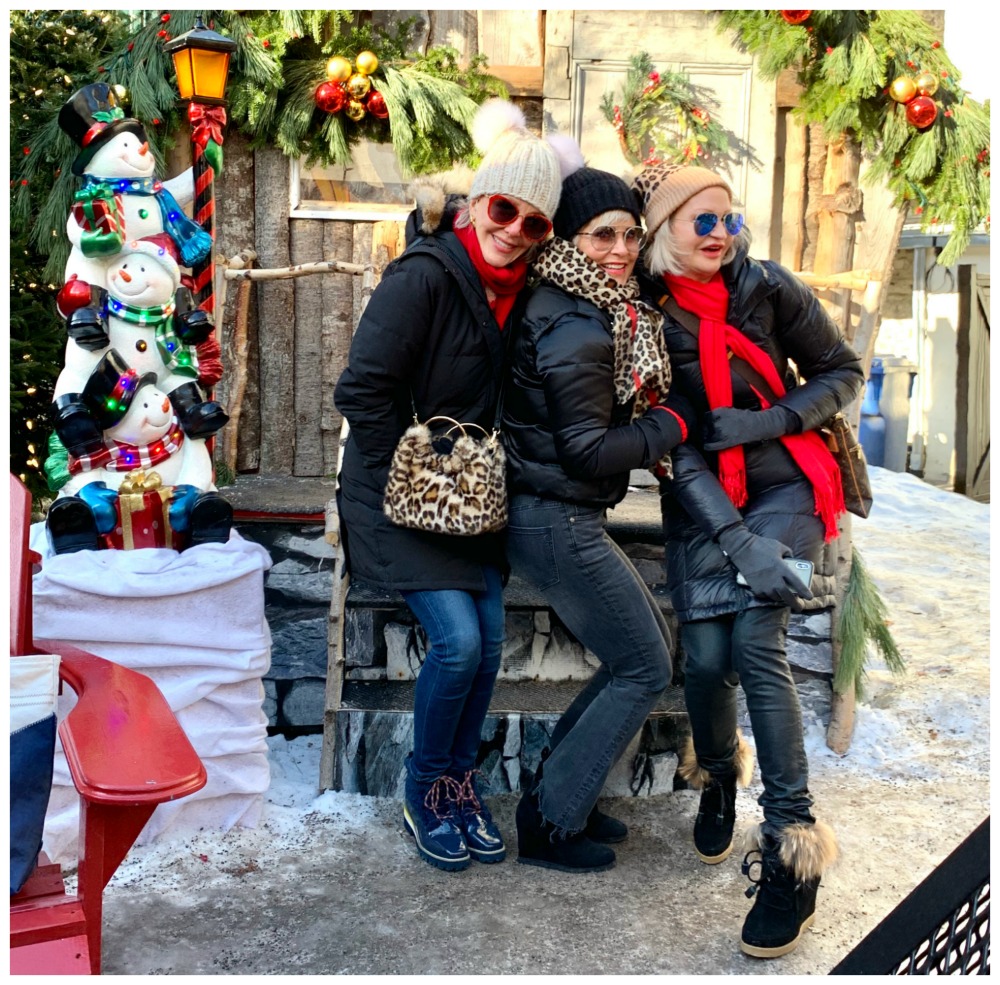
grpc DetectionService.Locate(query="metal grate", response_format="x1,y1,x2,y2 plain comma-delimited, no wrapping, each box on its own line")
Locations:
831,817,990,975
892,882,989,975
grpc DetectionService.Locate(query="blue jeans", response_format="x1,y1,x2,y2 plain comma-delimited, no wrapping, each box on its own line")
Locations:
681,607,816,834
402,565,505,786
507,494,672,832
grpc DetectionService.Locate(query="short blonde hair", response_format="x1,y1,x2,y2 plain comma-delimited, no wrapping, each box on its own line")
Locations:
645,216,752,277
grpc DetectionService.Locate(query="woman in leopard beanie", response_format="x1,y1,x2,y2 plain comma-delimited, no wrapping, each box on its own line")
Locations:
502,154,694,873
633,162,863,957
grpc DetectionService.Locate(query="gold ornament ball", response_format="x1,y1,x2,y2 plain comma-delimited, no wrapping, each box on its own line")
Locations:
889,75,918,103
345,99,366,122
355,50,379,75
914,71,939,97
112,84,130,107
346,73,372,99
326,56,353,83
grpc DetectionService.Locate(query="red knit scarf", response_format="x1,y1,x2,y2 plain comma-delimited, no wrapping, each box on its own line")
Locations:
665,272,845,541
453,223,527,329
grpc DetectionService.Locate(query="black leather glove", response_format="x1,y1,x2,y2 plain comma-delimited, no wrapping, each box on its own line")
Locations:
703,405,800,451
717,525,813,606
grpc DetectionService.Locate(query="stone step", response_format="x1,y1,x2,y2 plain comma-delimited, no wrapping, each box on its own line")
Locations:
345,576,674,614
341,678,688,716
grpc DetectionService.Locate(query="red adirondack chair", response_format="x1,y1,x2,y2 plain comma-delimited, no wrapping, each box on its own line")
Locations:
9,474,208,974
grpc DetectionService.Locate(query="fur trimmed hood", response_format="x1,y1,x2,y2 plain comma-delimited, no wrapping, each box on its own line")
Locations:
409,166,475,235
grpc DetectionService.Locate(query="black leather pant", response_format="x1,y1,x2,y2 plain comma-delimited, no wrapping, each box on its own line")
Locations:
681,605,815,834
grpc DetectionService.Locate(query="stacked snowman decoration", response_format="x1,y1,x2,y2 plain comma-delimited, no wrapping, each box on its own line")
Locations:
45,82,233,554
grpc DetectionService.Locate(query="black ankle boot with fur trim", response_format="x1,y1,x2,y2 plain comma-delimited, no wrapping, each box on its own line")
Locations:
740,820,838,958
677,730,754,864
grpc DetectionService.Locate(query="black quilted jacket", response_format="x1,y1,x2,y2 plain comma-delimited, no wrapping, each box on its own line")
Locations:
503,281,687,508
334,229,516,591
641,247,865,622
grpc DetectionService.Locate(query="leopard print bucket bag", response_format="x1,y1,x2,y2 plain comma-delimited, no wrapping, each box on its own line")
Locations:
383,416,508,536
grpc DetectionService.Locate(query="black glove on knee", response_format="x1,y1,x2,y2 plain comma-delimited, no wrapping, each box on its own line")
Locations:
717,525,812,606
703,405,800,451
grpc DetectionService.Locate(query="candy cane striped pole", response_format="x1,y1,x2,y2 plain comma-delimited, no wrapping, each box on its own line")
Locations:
190,134,215,314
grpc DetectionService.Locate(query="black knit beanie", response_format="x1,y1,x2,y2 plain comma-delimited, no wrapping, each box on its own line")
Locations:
552,166,641,240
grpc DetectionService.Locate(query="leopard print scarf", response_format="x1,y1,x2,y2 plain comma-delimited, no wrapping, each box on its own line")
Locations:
533,238,674,475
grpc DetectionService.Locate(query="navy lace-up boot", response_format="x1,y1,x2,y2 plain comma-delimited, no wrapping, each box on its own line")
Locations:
450,769,506,863
402,771,470,872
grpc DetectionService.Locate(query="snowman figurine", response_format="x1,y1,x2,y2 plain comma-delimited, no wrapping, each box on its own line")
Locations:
51,234,227,458
56,82,212,295
47,349,232,555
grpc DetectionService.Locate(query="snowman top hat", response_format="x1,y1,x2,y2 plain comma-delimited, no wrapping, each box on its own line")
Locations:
59,82,148,176
119,234,182,291
82,349,158,431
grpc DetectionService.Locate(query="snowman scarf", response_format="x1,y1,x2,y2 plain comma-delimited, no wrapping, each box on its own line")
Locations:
81,174,213,268
68,417,185,475
109,298,200,379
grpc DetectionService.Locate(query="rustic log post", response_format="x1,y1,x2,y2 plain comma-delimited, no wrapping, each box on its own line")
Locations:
319,219,406,792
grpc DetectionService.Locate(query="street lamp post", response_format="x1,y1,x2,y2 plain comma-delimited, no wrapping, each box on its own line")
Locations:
164,17,236,316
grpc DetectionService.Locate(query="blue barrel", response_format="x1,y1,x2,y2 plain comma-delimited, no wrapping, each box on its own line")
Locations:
858,355,918,472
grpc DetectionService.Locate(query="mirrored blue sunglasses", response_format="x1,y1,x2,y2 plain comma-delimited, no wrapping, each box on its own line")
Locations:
690,212,745,237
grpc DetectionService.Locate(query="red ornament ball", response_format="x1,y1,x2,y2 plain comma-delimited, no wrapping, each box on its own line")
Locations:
780,11,811,25
161,13,170,22
315,81,347,114
366,90,389,119
906,95,938,129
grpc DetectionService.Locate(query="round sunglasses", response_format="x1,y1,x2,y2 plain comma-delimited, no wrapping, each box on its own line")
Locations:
686,212,745,237
576,225,646,255
486,194,552,242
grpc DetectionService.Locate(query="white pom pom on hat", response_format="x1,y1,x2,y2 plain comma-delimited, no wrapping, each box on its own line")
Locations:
471,98,527,154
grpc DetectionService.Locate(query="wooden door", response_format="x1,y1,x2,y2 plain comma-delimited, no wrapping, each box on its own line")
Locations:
955,268,990,501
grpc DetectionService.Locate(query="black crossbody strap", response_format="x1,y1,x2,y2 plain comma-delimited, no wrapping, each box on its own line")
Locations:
659,294,781,405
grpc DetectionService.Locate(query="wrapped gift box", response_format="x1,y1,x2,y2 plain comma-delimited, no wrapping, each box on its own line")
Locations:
102,469,183,551
72,187,125,258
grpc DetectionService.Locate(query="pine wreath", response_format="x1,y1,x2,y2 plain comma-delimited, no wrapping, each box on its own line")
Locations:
599,53,752,169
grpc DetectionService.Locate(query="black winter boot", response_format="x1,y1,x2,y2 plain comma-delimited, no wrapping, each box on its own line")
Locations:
51,393,105,458
584,804,628,844
187,492,234,548
677,730,754,864
740,820,838,958
46,496,100,554
169,382,229,438
515,788,616,873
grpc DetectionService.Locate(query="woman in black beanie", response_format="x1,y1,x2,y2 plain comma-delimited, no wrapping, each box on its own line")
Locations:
502,157,694,872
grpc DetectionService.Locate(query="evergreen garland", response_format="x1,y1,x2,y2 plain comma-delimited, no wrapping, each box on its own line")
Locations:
835,547,905,699
716,10,990,265
600,53,758,170
12,11,509,280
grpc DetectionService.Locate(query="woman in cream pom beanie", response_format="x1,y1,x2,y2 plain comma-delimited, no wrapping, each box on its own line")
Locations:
633,161,863,957
335,99,568,875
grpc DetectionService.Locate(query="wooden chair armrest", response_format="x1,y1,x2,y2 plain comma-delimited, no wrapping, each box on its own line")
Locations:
35,639,207,806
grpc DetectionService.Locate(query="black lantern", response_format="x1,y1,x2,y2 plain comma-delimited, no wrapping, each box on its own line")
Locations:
164,17,237,106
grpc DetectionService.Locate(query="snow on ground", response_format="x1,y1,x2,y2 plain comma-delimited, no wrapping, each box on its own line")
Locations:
72,466,988,978
99,466,990,896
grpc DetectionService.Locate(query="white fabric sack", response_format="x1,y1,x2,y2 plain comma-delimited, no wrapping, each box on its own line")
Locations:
30,527,275,863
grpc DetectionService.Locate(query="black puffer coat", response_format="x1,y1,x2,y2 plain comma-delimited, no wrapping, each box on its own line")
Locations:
503,281,688,507
642,247,865,622
334,229,516,591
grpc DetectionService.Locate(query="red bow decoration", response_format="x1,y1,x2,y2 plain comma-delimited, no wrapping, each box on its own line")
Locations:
187,103,227,148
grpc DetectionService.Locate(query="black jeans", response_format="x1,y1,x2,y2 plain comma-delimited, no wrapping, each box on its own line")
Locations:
507,494,672,832
681,606,815,834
